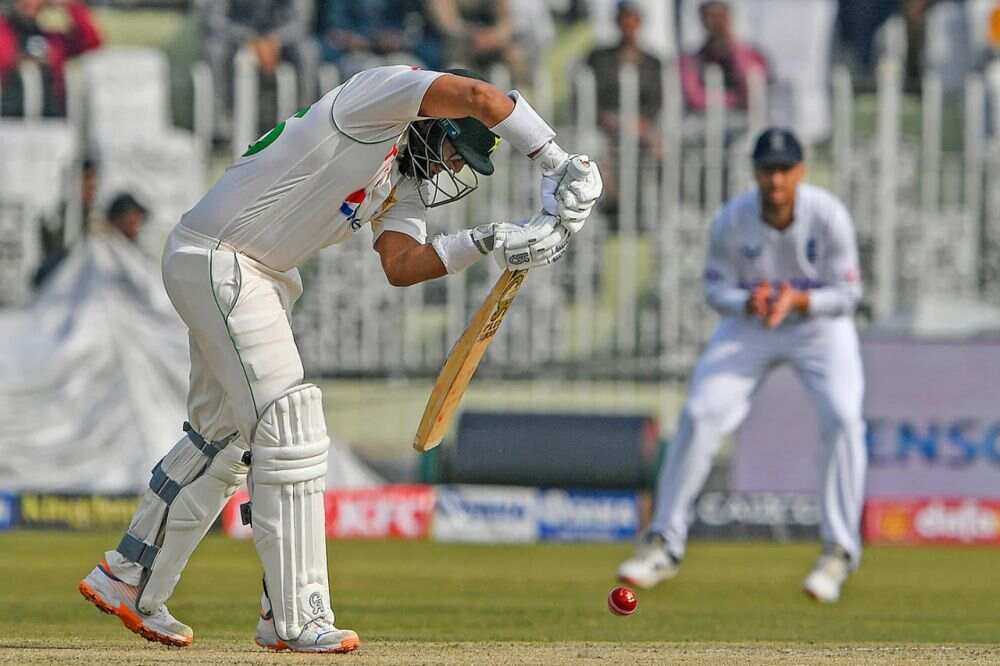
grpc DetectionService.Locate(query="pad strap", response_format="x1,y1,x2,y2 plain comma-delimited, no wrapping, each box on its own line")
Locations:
116,532,159,569
115,424,237,570
183,422,237,460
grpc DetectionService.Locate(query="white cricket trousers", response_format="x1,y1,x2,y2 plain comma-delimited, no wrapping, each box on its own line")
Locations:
649,315,866,565
162,224,304,443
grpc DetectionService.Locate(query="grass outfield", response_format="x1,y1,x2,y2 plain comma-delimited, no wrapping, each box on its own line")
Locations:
1,533,998,664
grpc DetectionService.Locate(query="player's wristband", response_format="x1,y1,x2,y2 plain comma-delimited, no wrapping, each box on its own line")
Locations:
431,229,483,274
489,91,556,156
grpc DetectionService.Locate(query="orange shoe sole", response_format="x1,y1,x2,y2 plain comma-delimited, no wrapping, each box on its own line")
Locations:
256,635,361,654
78,579,192,648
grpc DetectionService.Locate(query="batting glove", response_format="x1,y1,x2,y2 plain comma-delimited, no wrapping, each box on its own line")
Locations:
533,143,603,233
470,213,571,270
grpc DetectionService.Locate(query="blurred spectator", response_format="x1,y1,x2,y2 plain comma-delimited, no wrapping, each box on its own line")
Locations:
509,0,555,78
104,192,147,243
836,0,938,89
899,0,934,92
32,156,100,288
0,0,103,117
427,0,528,84
679,1,767,112
318,0,443,79
837,1,898,75
583,1,662,217
197,0,319,140
992,2,1000,51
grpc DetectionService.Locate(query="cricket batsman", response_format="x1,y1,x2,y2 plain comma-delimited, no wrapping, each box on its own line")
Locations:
78,65,602,653
617,128,866,603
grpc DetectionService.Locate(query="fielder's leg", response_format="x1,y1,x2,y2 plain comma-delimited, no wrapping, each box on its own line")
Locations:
248,384,359,654
794,318,866,603
619,322,771,588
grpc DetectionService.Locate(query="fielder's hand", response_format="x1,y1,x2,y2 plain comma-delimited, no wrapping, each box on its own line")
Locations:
747,282,772,321
470,213,571,270
533,143,603,233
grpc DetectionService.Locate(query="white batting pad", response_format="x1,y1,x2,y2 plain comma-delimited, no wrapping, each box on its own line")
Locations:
107,424,246,613
250,384,333,640
137,440,249,612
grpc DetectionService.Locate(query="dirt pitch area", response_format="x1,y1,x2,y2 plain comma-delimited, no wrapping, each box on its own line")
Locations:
3,641,1000,665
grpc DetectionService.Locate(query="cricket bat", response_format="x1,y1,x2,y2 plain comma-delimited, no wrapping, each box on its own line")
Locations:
413,268,528,451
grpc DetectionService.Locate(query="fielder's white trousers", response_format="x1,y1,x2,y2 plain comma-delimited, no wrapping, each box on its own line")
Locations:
649,315,866,565
162,224,304,443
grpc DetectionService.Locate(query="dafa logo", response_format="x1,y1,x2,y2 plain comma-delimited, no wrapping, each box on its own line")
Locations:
19,494,141,530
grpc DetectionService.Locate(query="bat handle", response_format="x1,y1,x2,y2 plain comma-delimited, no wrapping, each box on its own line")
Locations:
567,155,591,180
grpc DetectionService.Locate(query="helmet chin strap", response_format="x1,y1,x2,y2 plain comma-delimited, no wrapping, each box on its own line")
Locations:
402,120,480,208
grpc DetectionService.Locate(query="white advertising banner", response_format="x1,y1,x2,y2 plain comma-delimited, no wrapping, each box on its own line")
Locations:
733,338,1000,498
432,485,539,543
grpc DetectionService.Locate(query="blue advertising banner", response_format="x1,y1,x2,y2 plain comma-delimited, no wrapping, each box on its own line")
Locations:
537,489,639,542
0,493,18,530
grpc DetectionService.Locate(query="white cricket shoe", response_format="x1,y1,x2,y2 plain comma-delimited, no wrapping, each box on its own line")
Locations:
617,533,681,589
255,606,360,654
802,549,851,603
78,560,193,647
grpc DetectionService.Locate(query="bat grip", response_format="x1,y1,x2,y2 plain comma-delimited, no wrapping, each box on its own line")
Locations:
567,155,591,180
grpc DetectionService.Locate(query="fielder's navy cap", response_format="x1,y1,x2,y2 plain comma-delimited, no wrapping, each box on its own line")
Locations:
752,128,803,168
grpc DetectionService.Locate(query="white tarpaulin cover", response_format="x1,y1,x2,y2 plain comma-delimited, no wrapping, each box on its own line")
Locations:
0,232,381,493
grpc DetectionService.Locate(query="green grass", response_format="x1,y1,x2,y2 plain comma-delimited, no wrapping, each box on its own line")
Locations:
1,532,998,646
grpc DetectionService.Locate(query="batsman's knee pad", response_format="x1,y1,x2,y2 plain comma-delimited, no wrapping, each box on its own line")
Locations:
112,424,246,613
249,384,331,641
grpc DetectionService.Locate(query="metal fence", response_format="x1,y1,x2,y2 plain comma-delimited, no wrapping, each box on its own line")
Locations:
4,53,1000,379
293,56,1000,380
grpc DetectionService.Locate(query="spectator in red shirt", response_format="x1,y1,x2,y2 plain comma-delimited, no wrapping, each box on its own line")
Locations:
0,0,103,117
679,1,767,112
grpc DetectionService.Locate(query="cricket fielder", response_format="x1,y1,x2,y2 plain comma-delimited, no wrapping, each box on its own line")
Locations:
618,128,865,603
78,65,602,653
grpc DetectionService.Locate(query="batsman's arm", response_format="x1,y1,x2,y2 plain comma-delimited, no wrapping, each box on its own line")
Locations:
374,231,447,287
418,74,556,159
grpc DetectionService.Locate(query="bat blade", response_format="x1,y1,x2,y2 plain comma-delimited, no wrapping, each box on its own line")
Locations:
413,269,528,451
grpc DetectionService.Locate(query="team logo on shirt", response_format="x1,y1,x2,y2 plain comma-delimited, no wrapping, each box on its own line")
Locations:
742,244,762,259
806,237,818,263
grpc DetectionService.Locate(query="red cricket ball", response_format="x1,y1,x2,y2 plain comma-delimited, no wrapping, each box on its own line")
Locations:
607,586,638,616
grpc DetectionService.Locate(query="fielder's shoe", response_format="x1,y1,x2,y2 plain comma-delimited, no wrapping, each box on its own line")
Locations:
802,547,851,604
78,560,193,647
255,607,360,654
617,532,681,589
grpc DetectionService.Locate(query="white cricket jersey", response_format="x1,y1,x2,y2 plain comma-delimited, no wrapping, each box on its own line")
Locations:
703,183,863,319
178,66,444,272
